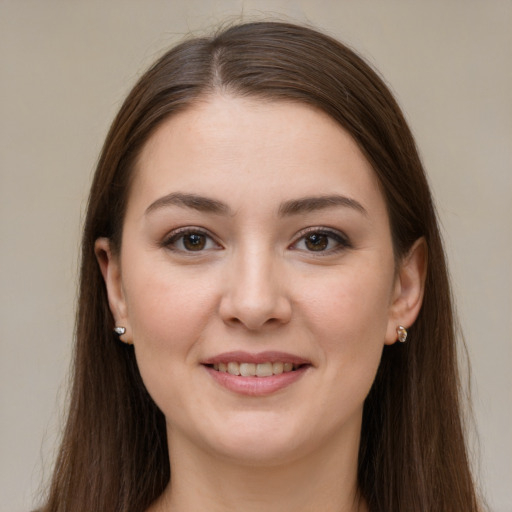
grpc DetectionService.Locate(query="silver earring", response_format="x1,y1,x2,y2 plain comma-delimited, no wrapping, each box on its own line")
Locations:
114,326,126,336
397,325,408,343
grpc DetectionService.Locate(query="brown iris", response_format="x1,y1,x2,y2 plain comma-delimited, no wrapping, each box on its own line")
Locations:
183,233,206,251
305,233,329,251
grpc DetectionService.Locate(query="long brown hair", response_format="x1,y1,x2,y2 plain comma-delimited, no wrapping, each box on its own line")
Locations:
40,21,482,512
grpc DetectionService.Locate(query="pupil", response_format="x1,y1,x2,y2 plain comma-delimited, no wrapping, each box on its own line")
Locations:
306,233,328,251
184,233,205,251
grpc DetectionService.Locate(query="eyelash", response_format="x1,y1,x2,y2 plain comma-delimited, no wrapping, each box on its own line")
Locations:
290,227,351,254
162,227,221,253
162,227,351,255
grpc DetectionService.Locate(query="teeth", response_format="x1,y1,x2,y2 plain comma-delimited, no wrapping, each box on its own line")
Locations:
273,362,284,375
211,361,301,377
227,362,240,376
256,362,273,377
239,363,256,376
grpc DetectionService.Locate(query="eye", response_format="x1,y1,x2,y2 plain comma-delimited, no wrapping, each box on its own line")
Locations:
291,229,350,253
163,228,221,252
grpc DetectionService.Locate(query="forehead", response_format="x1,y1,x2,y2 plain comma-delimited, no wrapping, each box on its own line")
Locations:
128,94,385,217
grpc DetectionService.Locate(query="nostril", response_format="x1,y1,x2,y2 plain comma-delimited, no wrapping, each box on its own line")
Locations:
229,316,286,331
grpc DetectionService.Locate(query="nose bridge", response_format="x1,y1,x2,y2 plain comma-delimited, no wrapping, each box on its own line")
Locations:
220,241,291,330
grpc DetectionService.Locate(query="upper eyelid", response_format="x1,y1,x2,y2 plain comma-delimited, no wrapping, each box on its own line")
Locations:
166,226,209,236
165,226,212,237
292,226,349,242
163,226,222,247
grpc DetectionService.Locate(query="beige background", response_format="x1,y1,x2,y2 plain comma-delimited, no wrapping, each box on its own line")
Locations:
1,1,511,511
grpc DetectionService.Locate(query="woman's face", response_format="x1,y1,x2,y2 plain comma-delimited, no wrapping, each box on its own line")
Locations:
100,95,412,465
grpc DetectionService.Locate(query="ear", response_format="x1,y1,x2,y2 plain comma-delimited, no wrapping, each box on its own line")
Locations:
95,237,133,344
385,237,427,345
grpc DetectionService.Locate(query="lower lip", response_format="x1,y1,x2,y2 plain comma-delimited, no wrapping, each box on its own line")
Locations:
204,365,309,396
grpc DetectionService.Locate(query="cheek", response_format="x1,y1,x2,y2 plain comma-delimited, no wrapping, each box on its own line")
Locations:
307,260,393,335
121,261,219,396
124,258,217,343
301,260,394,388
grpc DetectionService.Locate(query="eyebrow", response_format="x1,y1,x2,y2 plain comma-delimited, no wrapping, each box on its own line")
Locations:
145,192,231,216
145,192,367,217
278,195,367,217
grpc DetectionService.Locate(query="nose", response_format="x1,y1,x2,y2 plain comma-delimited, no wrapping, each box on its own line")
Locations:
218,246,292,331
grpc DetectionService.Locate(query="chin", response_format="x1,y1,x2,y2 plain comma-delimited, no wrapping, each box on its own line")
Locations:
210,435,309,467
185,411,326,467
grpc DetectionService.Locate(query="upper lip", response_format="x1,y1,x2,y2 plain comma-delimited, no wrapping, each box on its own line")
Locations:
201,351,312,366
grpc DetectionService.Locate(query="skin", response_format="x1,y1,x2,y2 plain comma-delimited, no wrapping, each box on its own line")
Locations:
96,95,426,512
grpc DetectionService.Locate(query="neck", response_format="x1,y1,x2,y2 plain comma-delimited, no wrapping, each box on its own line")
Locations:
149,425,367,512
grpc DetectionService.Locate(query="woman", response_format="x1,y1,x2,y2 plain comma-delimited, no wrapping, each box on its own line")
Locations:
39,21,482,511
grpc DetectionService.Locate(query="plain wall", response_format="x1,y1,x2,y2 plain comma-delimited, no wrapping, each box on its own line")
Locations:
1,1,511,511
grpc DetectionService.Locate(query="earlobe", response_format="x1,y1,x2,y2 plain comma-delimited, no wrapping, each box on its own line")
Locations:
94,238,133,344
385,237,427,345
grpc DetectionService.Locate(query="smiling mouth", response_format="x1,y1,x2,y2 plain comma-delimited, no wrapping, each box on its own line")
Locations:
208,362,305,377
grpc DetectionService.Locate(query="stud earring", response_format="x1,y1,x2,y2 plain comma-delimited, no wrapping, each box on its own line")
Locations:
397,325,408,343
113,326,126,336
